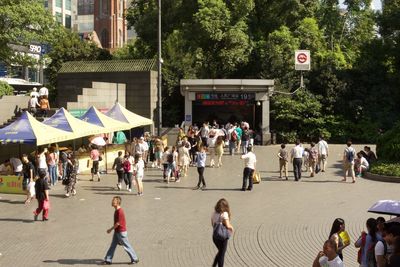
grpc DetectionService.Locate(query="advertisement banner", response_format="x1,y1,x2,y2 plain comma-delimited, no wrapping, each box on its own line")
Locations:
0,175,25,194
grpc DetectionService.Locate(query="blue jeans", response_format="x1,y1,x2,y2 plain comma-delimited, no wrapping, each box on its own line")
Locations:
229,141,236,155
105,231,138,263
48,165,57,185
241,140,249,154
62,162,68,180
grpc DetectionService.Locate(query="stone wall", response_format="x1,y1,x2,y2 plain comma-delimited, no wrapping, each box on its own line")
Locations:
0,95,30,125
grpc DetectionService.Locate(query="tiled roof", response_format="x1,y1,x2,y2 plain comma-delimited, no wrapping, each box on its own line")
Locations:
58,59,157,73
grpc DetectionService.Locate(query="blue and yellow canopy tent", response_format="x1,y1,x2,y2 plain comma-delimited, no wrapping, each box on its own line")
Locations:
0,112,74,146
43,108,107,138
105,102,153,128
80,106,131,132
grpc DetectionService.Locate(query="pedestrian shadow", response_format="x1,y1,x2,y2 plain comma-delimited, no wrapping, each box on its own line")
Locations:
300,180,344,184
333,161,345,176
142,178,165,183
43,258,104,265
50,194,69,198
155,186,195,190
0,218,34,223
261,177,287,182
81,186,115,192
0,199,25,204
202,188,242,191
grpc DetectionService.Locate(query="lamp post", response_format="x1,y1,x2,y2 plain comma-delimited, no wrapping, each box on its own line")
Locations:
157,0,162,136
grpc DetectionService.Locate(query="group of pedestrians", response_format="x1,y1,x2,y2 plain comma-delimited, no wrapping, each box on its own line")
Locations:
28,86,50,117
313,217,400,267
277,137,377,183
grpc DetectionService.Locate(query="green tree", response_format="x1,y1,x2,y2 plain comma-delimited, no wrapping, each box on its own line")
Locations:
0,81,14,97
0,0,58,66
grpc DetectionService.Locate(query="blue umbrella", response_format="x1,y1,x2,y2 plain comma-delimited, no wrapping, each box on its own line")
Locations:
368,200,400,216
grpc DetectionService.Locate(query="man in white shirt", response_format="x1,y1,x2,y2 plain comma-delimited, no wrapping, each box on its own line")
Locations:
313,239,344,267
28,95,40,114
317,136,329,172
30,87,39,98
38,86,48,98
240,146,256,191
290,140,304,181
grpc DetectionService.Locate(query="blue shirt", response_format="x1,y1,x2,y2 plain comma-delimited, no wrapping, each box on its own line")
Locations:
196,152,206,167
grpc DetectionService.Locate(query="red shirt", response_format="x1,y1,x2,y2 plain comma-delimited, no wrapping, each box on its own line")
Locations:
114,208,127,232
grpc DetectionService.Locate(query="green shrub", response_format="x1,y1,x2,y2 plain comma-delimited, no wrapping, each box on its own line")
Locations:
0,81,14,97
376,122,400,161
370,161,400,177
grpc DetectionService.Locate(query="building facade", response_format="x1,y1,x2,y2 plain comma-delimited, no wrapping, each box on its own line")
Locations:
93,0,128,51
44,0,75,29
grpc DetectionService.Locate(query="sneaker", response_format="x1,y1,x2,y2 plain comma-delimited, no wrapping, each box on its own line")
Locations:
102,261,112,265
175,179,181,183
201,185,206,190
42,218,49,221
126,185,129,190
117,184,121,190
130,259,139,264
128,188,132,192
65,193,70,197
72,189,77,196
193,186,200,190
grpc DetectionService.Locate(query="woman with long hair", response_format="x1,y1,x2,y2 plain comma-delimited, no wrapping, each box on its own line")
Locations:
329,218,347,261
355,218,378,267
215,136,225,168
211,198,234,267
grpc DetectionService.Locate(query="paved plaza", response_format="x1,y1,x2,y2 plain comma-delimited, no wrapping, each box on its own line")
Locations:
0,144,399,267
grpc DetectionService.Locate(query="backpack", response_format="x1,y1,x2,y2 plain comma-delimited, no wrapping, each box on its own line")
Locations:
346,147,355,162
123,160,131,172
231,131,238,141
167,153,174,163
366,240,378,267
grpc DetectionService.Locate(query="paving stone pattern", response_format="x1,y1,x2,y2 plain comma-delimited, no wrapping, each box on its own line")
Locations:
0,144,399,267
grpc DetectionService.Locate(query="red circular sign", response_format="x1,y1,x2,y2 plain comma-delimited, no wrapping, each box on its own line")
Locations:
297,53,307,63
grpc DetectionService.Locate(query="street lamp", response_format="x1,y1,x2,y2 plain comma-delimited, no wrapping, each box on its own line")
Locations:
157,0,162,136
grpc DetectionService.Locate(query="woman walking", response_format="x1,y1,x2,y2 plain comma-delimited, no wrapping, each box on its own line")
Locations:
133,153,145,196
46,146,58,186
65,153,78,197
211,198,234,267
195,145,207,190
215,136,225,168
355,218,379,267
123,151,134,192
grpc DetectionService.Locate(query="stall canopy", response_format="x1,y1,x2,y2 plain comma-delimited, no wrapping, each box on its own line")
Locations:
106,102,153,128
80,106,130,132
43,108,107,138
0,112,74,146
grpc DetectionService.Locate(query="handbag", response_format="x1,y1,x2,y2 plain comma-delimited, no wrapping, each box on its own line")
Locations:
252,170,261,184
213,223,230,241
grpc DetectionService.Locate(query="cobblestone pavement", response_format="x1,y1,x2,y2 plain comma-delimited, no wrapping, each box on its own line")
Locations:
1,144,399,267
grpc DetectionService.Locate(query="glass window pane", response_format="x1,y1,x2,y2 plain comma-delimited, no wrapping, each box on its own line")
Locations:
65,15,71,28
56,0,62,8
65,0,71,10
56,12,62,23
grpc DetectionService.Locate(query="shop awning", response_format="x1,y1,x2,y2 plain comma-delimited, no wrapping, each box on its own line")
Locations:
42,108,107,138
80,106,130,132
0,112,74,146
106,102,153,128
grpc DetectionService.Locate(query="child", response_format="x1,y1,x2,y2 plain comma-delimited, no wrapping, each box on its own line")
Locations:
33,172,50,221
134,154,145,196
277,144,288,180
25,177,36,204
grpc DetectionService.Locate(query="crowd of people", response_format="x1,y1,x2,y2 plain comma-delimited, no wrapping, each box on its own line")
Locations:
313,217,400,267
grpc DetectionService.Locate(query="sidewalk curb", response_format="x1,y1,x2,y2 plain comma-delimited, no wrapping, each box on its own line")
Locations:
364,172,400,183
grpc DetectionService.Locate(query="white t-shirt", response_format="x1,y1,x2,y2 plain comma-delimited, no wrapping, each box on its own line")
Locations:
241,152,256,169
211,211,229,225
291,145,304,159
30,91,39,98
375,240,392,261
318,140,329,155
360,157,369,168
39,87,48,96
344,147,355,163
38,153,47,169
135,159,145,178
318,255,344,267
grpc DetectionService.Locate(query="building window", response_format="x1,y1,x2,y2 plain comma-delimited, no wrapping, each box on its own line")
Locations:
55,12,63,24
119,0,123,18
65,14,71,28
56,0,62,8
44,0,48,8
78,0,94,15
100,0,110,17
65,0,71,11
101,29,109,48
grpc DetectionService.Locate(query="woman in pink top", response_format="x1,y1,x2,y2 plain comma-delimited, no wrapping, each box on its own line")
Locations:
90,145,101,182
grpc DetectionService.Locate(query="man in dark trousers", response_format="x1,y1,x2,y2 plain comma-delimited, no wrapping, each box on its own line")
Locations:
103,196,139,265
290,140,304,181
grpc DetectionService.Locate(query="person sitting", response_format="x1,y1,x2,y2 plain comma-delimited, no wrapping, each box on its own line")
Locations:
0,160,12,175
313,239,344,267
364,146,377,164
355,152,369,177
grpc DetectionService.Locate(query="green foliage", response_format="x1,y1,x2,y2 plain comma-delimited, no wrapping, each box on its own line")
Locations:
0,0,59,66
0,81,14,97
376,121,400,161
370,162,400,177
